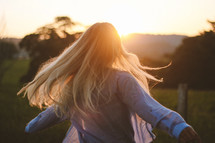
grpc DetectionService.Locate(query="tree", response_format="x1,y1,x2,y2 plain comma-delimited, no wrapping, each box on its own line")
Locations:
164,20,215,89
0,40,17,60
0,15,18,85
19,16,83,82
0,40,18,85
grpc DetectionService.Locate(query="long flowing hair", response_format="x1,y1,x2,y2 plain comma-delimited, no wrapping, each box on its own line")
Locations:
18,22,162,116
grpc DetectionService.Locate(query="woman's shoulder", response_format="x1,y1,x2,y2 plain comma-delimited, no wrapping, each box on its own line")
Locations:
112,70,135,82
113,70,133,78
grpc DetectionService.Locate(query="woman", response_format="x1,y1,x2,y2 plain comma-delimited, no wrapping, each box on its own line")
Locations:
18,23,201,143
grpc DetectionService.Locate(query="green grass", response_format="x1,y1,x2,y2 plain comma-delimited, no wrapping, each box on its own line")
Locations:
0,60,69,143
151,89,215,143
0,59,214,143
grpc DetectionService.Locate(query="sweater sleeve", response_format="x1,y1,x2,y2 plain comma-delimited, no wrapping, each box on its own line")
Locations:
117,72,190,139
25,106,68,133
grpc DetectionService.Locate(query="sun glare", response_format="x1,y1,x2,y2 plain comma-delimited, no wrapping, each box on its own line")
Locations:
103,4,143,37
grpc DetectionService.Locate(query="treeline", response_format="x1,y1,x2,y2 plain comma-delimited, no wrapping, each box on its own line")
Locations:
0,39,18,85
19,16,83,82
144,21,215,90
18,16,215,90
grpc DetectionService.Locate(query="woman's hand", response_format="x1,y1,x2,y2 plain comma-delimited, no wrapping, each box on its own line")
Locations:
178,127,201,143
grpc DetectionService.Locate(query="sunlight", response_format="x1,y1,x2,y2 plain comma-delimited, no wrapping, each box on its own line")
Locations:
103,4,143,37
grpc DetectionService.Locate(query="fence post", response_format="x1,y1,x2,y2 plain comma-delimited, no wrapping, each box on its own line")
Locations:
177,84,188,121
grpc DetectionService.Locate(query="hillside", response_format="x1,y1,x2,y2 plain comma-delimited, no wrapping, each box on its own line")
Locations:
122,34,187,60
1,38,21,50
5,34,187,60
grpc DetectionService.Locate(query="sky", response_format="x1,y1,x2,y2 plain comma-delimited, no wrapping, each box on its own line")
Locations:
0,0,215,38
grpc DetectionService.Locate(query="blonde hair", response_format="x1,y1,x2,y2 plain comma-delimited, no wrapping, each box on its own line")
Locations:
18,22,162,117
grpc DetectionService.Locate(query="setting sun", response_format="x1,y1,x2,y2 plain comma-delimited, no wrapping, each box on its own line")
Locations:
103,4,143,36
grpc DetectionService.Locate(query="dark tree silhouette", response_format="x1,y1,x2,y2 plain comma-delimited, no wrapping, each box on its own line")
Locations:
19,16,83,82
0,15,18,85
164,20,215,89
0,40,18,85
0,40,17,60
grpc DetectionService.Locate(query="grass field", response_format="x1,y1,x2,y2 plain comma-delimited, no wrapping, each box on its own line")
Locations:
0,59,214,143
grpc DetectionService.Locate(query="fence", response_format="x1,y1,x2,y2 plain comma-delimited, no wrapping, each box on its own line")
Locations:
177,83,188,121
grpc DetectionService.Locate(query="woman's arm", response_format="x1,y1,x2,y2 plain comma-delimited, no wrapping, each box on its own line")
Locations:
25,106,68,133
117,72,201,142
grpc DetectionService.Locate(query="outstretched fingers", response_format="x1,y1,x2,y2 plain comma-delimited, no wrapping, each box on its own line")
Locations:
179,127,202,143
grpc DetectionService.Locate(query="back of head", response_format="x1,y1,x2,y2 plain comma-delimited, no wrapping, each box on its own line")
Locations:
77,22,122,70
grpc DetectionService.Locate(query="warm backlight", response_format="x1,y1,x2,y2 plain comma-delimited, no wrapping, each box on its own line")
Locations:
103,4,143,37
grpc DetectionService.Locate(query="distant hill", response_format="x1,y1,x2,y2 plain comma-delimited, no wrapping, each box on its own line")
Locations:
1,38,29,59
122,34,187,60
1,38,21,50
4,34,187,60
